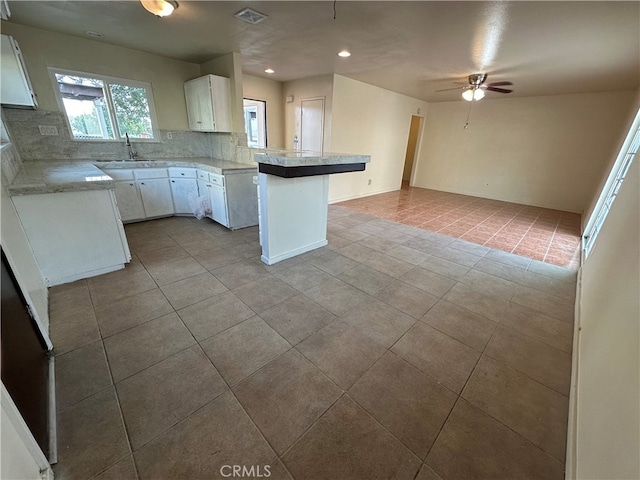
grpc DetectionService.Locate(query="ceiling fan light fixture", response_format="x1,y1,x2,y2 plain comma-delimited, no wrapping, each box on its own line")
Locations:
140,0,178,17
462,87,485,101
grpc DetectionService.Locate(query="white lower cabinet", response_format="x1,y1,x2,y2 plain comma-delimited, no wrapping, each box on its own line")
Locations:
209,174,229,227
168,167,199,216
170,177,198,214
103,166,256,229
113,180,145,221
11,190,131,286
138,178,174,218
105,168,174,221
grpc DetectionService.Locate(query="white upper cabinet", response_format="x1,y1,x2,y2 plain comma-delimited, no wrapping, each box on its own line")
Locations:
184,74,232,133
0,34,37,108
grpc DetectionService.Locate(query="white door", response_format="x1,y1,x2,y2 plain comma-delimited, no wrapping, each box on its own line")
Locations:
138,179,174,218
170,177,198,215
114,181,145,221
300,97,324,153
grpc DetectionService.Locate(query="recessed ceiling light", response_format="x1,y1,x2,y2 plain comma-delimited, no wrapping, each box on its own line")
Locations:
85,31,104,38
337,50,351,58
265,68,275,74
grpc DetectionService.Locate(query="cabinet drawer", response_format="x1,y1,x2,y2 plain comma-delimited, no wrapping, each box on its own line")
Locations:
103,169,134,181
168,167,196,179
134,168,168,180
196,169,209,180
209,173,224,187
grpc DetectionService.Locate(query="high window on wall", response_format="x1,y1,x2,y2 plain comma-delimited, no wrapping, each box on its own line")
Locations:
583,107,640,257
243,98,267,148
49,68,159,141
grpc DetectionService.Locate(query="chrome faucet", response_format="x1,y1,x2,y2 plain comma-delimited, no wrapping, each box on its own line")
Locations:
125,133,137,160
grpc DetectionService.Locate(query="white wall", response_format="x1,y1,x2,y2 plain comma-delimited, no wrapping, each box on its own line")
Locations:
0,20,201,131
329,75,428,203
1,385,51,480
243,74,285,149
571,157,639,479
283,75,334,153
582,88,640,228
1,180,49,332
1,141,49,334
413,90,635,213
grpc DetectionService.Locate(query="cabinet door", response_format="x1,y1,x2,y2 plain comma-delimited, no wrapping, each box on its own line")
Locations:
210,184,229,227
170,177,198,214
184,76,214,131
113,181,145,221
196,179,212,217
209,75,232,132
1,35,37,108
138,178,174,218
184,79,203,131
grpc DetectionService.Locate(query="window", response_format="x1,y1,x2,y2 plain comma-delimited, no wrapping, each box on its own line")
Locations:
243,98,267,148
50,68,159,141
583,107,639,257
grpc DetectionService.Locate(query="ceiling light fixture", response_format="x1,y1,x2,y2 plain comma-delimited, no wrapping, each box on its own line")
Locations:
462,87,485,101
140,0,178,17
337,50,351,58
265,68,275,74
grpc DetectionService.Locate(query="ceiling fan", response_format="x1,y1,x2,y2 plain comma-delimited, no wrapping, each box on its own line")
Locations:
437,73,513,101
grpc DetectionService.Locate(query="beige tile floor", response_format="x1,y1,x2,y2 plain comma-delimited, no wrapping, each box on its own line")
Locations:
51,208,576,480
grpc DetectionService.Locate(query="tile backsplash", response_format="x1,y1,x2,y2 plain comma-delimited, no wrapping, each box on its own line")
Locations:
1,142,23,185
2,108,238,162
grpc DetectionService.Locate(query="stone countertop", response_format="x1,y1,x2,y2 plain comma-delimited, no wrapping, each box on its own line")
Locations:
95,157,256,175
7,158,257,196
254,151,371,167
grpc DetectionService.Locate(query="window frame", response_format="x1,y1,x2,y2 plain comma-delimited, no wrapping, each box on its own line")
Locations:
583,107,640,258
48,67,161,143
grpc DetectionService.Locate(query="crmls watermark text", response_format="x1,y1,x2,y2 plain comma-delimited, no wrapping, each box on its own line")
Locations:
220,465,271,478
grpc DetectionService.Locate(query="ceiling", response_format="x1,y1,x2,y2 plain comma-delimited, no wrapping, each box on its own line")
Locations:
6,1,640,102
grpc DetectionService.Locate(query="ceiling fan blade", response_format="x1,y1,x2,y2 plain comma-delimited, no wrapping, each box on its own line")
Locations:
486,81,513,87
435,86,468,92
485,86,513,94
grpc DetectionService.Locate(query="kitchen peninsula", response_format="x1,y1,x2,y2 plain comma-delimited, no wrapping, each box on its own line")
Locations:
7,157,257,286
255,151,371,265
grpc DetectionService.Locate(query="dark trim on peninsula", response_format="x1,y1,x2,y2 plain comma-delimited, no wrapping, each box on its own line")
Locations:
258,162,366,178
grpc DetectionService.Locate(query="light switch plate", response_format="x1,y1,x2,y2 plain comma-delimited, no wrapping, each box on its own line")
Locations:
38,125,58,136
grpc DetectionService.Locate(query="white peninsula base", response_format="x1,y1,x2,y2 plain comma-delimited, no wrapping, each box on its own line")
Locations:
258,173,329,265
255,151,371,265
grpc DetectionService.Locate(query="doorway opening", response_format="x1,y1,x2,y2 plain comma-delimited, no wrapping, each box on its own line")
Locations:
243,98,267,148
300,97,325,153
402,115,423,187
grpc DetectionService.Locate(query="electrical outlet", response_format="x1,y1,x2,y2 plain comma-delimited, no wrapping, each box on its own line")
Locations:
368,179,372,185
38,125,58,136
166,131,173,140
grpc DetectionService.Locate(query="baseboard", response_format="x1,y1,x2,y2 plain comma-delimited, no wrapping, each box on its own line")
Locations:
328,186,400,204
565,267,583,479
261,239,328,265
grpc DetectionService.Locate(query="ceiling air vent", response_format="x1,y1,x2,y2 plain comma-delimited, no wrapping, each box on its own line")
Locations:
234,7,268,25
